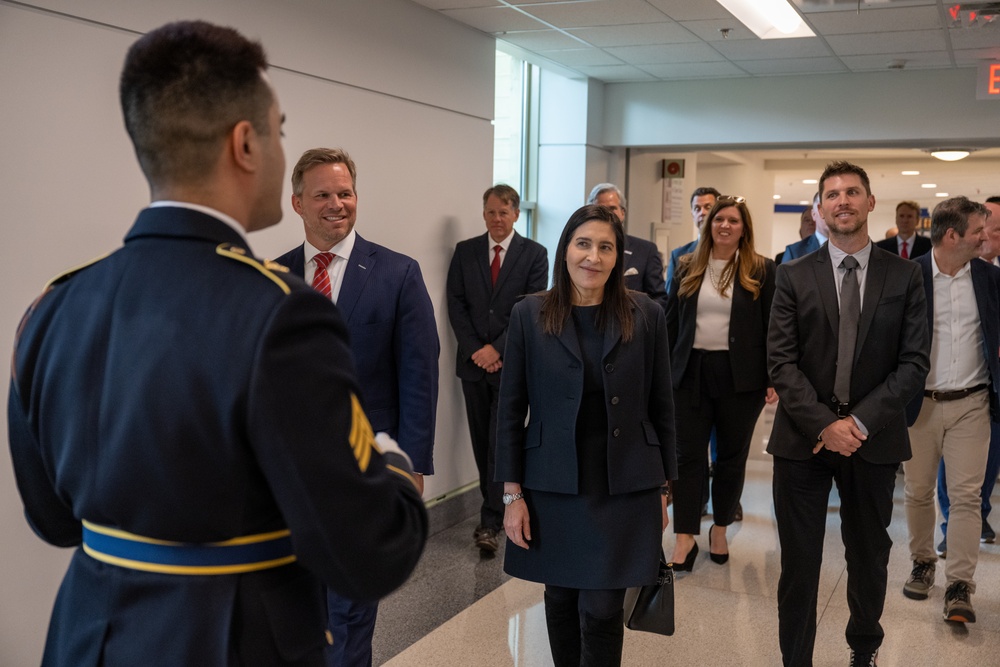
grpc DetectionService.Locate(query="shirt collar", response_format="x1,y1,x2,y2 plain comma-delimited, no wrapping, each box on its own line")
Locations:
489,230,515,252
306,229,356,264
149,201,249,245
828,238,872,270
930,248,972,279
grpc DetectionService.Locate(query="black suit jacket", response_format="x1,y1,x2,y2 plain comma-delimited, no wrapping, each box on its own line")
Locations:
495,294,677,495
624,234,667,309
875,234,931,259
8,208,427,666
665,239,698,292
767,243,930,464
665,257,776,392
446,232,548,384
905,252,1000,424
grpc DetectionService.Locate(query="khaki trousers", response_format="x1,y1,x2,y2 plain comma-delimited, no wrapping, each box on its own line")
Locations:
904,391,990,591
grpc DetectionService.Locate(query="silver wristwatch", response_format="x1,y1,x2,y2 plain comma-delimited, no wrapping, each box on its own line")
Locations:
502,492,525,506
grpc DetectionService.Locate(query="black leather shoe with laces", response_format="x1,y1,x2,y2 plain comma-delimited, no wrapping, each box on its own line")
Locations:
849,648,878,666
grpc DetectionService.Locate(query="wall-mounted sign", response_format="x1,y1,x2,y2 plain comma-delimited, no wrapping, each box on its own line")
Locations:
977,62,1000,100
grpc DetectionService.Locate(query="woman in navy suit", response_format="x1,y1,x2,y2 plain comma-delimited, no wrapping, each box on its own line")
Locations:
496,204,676,666
666,196,777,570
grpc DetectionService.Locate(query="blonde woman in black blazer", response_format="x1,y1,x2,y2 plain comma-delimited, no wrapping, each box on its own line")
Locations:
496,204,676,666
665,196,777,570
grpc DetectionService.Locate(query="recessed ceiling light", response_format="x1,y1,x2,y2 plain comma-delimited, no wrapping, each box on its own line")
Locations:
773,194,781,200
921,184,937,189
803,179,818,184
936,193,949,197
930,150,970,162
901,171,920,176
799,200,809,205
715,0,815,39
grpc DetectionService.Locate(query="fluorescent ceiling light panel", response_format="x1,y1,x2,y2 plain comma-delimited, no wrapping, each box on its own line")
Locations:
715,0,815,39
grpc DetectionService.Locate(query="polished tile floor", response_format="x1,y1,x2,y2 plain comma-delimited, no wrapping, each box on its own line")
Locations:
376,406,1000,666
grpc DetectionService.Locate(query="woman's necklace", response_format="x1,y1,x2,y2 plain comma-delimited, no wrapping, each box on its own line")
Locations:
707,259,724,292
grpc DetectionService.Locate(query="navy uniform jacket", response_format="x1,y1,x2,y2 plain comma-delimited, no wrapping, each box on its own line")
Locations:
495,294,677,493
666,257,776,392
7,207,427,666
624,234,668,309
905,252,1000,424
276,235,439,474
446,231,548,385
767,243,930,464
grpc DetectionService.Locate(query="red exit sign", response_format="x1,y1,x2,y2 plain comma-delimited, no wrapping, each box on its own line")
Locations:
977,63,1000,100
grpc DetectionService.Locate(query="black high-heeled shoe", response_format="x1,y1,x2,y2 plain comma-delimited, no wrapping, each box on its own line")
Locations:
709,526,729,565
672,542,699,572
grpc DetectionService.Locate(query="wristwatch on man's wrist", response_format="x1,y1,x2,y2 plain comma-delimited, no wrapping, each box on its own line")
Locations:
502,491,524,506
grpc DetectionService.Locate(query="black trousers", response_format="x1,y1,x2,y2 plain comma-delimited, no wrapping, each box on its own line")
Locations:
773,451,897,667
672,350,765,534
461,378,504,531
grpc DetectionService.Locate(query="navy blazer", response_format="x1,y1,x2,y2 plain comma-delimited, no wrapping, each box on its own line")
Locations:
446,231,548,384
905,253,1000,424
8,208,427,666
767,243,930,464
276,234,439,473
875,234,932,259
665,257,776,392
624,234,668,309
495,294,677,495
665,238,698,292
778,233,822,264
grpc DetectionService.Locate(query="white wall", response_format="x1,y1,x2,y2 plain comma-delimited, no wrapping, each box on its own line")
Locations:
0,1,494,662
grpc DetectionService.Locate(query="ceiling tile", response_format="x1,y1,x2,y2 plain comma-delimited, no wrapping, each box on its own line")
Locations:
537,48,625,67
804,5,942,35
638,61,749,79
605,42,725,65
826,29,947,56
644,0,732,22
839,51,954,71
499,29,584,50
953,47,1000,66
678,19,757,42
573,64,657,82
410,0,499,9
568,21,699,47
523,0,670,29
712,36,832,60
441,6,547,32
738,57,848,76
949,25,1000,50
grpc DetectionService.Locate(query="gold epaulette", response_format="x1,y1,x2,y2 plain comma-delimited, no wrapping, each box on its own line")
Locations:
43,251,113,290
216,244,290,295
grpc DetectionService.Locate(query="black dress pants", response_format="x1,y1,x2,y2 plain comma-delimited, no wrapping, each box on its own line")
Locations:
773,451,897,666
462,377,504,531
672,350,765,534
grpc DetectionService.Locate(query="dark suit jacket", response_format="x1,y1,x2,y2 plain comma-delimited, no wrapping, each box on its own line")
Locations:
665,238,698,292
624,234,667,309
495,294,677,495
8,208,427,666
875,234,931,259
446,232,548,385
276,234,439,473
666,257,776,392
767,243,930,464
905,252,1000,424
778,233,822,264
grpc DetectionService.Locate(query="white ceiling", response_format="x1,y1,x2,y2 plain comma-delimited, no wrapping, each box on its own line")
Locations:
411,0,1000,83
410,0,1000,208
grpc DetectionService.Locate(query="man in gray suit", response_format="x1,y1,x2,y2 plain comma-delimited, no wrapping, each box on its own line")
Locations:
447,185,548,556
767,161,929,666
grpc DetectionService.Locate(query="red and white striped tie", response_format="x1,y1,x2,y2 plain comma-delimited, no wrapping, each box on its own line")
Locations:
312,252,335,299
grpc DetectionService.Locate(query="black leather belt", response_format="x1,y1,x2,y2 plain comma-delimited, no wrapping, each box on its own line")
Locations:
924,384,989,402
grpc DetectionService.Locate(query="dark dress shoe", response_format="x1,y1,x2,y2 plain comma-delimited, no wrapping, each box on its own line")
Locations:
475,527,499,555
982,519,996,544
672,542,699,572
733,502,743,522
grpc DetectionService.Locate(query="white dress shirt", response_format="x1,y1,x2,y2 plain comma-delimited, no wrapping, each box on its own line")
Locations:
488,230,515,268
304,229,357,304
926,251,988,391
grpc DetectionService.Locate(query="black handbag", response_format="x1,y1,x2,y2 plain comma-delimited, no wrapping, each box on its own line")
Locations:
623,555,675,636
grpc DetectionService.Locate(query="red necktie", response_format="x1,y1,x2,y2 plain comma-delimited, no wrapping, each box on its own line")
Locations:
900,239,909,259
491,245,502,286
312,252,335,299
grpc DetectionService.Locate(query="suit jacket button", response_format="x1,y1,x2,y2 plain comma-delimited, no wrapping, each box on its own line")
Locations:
730,336,736,342
613,428,621,437
605,363,614,373
610,396,619,405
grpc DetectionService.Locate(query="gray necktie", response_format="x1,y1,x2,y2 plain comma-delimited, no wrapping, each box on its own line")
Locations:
834,255,860,404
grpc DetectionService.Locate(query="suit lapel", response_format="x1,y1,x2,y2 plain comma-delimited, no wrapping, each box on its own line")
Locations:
603,309,622,360
856,247,887,355
556,316,582,361
813,246,840,336
495,234,523,294
337,235,376,322
475,234,492,293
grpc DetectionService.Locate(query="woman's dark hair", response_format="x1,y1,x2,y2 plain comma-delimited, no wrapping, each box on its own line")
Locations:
540,204,635,341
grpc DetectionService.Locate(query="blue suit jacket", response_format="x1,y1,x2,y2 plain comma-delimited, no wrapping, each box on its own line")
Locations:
778,233,822,264
905,252,1000,424
665,238,698,293
276,234,439,473
446,232,548,384
8,208,427,666
624,234,667,309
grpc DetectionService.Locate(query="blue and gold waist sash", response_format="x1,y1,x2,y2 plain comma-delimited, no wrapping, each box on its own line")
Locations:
82,520,296,575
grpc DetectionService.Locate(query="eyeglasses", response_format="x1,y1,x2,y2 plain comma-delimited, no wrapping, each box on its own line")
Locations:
717,195,746,204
